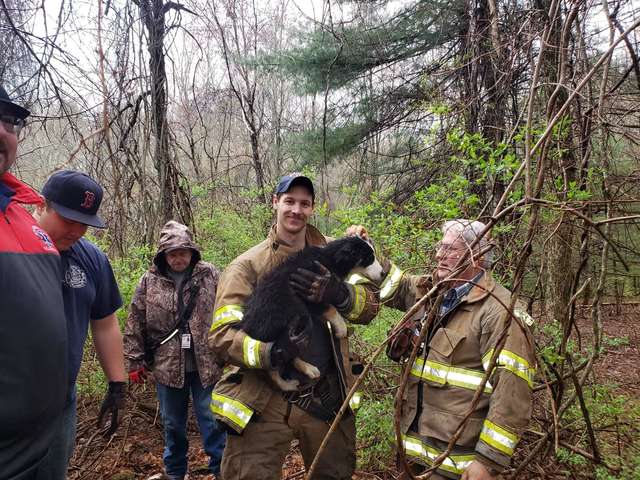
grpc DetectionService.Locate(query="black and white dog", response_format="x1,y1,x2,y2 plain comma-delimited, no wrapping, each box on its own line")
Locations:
240,236,383,391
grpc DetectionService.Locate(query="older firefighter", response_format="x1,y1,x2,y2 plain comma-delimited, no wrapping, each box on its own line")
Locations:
359,220,535,480
208,174,379,480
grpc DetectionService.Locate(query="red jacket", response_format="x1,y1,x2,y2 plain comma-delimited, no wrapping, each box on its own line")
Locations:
0,172,68,478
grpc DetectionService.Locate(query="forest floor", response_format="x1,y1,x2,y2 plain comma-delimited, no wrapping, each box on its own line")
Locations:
69,303,640,480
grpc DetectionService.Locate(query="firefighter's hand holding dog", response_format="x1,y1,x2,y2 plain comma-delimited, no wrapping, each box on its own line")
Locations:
270,320,312,367
345,224,369,241
290,261,349,305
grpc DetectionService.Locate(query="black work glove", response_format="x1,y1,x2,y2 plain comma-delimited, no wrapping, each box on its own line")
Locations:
289,261,349,306
270,319,312,368
97,381,126,436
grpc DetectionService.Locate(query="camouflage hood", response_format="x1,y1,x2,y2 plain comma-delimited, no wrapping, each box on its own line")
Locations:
153,220,201,274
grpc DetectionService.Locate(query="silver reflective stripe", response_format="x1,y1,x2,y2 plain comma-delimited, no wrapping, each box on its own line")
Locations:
210,393,253,430
483,349,534,387
243,336,262,368
349,391,362,411
346,273,368,285
446,366,493,393
210,304,244,331
401,435,475,475
345,284,366,321
411,358,446,385
379,263,403,301
403,435,426,458
411,358,493,393
480,420,518,456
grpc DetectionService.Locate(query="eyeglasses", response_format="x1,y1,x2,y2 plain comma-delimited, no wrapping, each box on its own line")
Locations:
435,241,467,252
435,241,468,259
0,114,27,136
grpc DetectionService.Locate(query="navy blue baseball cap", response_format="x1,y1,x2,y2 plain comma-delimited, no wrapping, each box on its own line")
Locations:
0,86,30,119
42,170,106,228
275,173,314,200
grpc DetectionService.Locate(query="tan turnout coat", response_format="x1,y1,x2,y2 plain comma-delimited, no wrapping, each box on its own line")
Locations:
380,265,535,478
207,225,379,433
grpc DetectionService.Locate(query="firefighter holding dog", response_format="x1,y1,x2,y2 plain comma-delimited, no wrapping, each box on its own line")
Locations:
354,220,535,480
208,174,379,480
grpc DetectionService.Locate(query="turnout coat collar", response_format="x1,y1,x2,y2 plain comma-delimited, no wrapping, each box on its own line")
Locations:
449,270,497,307
268,223,327,251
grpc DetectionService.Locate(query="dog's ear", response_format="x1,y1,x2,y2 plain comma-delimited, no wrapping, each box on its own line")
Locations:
333,241,358,276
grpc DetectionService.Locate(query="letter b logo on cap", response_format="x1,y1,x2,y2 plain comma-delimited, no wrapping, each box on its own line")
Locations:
80,190,96,210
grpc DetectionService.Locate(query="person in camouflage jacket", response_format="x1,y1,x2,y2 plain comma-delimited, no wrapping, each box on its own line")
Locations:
124,220,225,480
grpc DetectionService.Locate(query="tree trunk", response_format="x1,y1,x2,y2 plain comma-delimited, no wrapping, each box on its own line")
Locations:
139,0,192,226
539,0,579,328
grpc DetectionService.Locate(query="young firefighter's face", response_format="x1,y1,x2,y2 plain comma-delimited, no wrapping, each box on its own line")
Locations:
272,185,314,236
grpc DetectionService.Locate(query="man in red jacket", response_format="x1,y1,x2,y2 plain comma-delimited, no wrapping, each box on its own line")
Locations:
0,85,68,479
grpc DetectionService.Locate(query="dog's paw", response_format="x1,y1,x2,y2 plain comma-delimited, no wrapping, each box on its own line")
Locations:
325,308,348,338
269,370,300,391
278,379,300,391
293,358,321,380
302,364,321,380
332,320,348,338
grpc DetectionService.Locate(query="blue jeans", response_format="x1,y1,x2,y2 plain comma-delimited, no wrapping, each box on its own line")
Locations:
36,390,76,480
156,372,226,477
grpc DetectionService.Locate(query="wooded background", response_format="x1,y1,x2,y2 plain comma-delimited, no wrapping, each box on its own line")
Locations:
2,0,640,478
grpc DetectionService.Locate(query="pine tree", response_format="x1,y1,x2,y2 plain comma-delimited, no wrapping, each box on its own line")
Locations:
261,0,463,177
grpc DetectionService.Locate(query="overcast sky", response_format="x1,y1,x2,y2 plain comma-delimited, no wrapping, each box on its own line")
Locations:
24,0,639,117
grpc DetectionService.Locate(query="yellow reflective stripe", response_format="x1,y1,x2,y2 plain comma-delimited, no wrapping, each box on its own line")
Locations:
346,273,369,285
210,304,243,332
345,284,366,321
242,336,262,368
411,358,493,393
401,435,475,475
480,419,518,456
349,391,362,411
483,349,535,388
379,263,404,301
210,393,253,430
411,358,447,385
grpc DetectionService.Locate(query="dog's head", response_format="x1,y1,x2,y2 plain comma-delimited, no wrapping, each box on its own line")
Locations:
326,236,384,282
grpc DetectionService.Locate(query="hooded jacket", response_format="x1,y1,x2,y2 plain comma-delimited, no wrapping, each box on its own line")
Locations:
124,220,221,388
378,263,535,478
207,225,378,433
